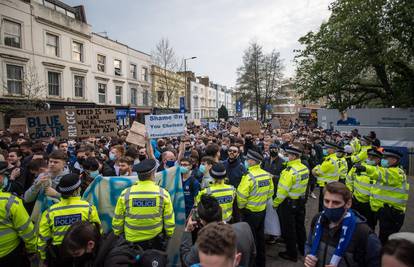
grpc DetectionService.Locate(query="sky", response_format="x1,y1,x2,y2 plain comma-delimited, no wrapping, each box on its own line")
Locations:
65,0,332,87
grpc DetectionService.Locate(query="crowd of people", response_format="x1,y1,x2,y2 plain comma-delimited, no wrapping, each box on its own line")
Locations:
0,120,412,267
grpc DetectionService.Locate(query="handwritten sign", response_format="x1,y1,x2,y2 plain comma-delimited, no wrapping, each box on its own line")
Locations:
271,117,281,129
75,108,117,137
126,121,146,146
194,119,201,126
26,111,68,139
9,118,27,133
145,114,186,138
240,120,261,135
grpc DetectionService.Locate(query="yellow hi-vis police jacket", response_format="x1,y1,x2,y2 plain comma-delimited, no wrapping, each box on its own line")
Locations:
313,153,339,187
0,192,36,258
346,164,381,203
273,159,309,207
112,180,175,243
37,196,101,260
196,182,236,222
236,164,274,212
351,145,372,163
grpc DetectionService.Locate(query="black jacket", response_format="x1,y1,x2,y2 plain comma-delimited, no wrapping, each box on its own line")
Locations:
102,160,116,176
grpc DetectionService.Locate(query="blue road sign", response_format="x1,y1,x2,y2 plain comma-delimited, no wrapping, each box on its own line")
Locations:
236,100,243,113
179,96,185,113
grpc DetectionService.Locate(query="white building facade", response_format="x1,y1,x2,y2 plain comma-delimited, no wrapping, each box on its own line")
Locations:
0,0,152,127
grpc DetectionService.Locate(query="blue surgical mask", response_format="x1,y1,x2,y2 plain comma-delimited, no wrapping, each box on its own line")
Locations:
199,164,206,174
381,159,389,168
109,152,116,161
322,149,328,156
180,166,190,174
89,170,100,179
244,160,249,169
2,176,9,189
323,206,346,222
365,159,376,166
281,156,289,162
166,160,175,168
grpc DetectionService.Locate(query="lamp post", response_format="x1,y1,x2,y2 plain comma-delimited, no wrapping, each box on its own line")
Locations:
184,56,197,113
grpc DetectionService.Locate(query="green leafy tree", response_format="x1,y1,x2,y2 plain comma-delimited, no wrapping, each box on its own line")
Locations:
295,0,414,111
218,105,229,120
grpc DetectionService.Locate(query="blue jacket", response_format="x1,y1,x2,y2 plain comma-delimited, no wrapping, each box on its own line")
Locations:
182,175,200,218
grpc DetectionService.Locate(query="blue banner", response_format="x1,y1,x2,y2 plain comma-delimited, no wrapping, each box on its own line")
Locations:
179,96,185,113
236,100,243,113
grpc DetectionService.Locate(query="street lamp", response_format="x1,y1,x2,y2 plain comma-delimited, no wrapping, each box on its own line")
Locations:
184,56,197,113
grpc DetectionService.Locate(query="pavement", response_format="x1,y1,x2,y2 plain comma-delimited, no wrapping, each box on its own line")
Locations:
266,177,414,267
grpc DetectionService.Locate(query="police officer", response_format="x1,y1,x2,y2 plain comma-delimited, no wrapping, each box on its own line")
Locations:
350,129,361,156
237,149,274,267
312,142,340,211
336,146,348,184
0,161,36,267
38,173,101,266
349,149,383,229
112,159,175,250
351,135,373,163
196,163,236,222
273,146,309,262
369,149,409,244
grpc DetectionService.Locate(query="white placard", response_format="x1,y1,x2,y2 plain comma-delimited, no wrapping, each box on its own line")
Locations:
145,113,186,138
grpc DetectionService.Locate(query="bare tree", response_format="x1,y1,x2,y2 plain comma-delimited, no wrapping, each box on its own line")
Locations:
152,38,184,109
2,64,48,114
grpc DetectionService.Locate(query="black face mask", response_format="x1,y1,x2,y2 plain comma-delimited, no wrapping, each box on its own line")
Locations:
270,151,278,157
138,155,147,161
77,157,85,165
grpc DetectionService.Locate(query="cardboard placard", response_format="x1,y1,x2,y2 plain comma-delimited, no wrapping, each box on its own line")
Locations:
194,119,201,126
9,118,27,133
145,114,186,138
240,120,261,135
126,121,146,146
26,111,68,139
75,108,117,137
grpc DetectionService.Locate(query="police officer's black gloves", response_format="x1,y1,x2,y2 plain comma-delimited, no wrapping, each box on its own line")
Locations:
354,163,366,174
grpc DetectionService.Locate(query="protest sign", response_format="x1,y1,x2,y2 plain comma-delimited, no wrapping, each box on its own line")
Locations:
64,109,78,138
194,119,201,126
26,111,68,139
240,120,261,135
9,118,27,133
271,117,281,129
126,121,146,146
145,113,186,138
75,108,117,137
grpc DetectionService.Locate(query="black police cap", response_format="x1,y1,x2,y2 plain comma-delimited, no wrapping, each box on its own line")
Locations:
133,159,157,175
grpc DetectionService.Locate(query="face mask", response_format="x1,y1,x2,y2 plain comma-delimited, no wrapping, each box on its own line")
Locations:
199,164,206,174
138,155,146,161
322,149,328,156
323,205,345,222
165,160,175,168
1,176,9,189
180,166,190,174
381,159,389,168
269,151,278,157
365,159,376,166
89,170,100,179
77,157,85,165
244,160,249,169
221,145,228,151
109,152,116,161
281,156,289,162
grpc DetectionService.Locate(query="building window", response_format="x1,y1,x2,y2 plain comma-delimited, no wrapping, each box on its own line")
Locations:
46,33,59,56
130,64,137,79
97,54,105,72
115,86,122,105
72,41,83,62
130,88,137,105
48,71,60,96
141,67,148,81
98,83,106,103
114,59,122,76
157,91,164,102
6,64,23,95
143,89,149,106
3,19,21,48
74,75,84,98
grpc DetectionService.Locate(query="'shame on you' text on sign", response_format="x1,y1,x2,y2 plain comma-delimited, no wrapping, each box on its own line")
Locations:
145,113,186,138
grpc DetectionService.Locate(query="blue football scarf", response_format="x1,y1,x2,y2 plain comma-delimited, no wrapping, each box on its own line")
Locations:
310,209,357,266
